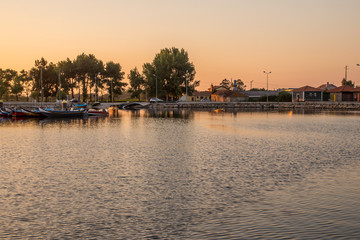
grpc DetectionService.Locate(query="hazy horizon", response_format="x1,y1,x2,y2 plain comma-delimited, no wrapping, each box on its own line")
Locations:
1,0,360,90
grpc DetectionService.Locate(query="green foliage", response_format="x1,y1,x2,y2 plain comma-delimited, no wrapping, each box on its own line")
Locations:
220,79,231,89
250,88,266,91
10,76,24,101
104,61,126,102
277,91,292,102
73,53,104,102
233,79,246,91
0,69,11,98
58,58,76,98
142,47,198,100
128,67,145,101
341,78,354,87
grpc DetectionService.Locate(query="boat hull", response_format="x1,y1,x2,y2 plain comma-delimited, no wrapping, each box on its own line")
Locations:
39,108,87,118
88,109,108,116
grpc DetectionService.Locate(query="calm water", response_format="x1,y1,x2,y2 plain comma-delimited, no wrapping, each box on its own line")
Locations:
0,110,359,239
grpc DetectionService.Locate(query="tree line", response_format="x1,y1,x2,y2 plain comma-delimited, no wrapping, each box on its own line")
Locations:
0,47,198,102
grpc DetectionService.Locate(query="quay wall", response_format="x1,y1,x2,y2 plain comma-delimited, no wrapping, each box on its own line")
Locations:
148,102,360,111
3,101,360,111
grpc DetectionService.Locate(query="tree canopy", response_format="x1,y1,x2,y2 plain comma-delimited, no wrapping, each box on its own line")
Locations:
341,78,354,87
128,67,145,101
142,47,198,100
0,48,199,102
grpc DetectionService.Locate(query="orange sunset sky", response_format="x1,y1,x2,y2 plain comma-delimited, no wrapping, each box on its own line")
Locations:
1,0,360,90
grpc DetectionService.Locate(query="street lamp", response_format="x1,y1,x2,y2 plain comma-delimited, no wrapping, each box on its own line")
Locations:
263,71,272,102
153,74,158,99
95,72,100,102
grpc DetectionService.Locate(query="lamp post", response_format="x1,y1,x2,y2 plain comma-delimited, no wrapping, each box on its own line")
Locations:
95,72,100,102
153,74,158,99
263,71,272,102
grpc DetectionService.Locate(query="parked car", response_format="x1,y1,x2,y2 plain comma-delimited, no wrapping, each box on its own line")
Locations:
150,97,164,103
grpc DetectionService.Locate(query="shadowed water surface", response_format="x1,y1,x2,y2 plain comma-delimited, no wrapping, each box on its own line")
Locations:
0,110,359,239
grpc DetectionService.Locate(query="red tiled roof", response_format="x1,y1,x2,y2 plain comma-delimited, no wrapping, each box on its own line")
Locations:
317,83,337,90
192,91,211,97
211,90,229,96
292,86,322,92
329,85,357,93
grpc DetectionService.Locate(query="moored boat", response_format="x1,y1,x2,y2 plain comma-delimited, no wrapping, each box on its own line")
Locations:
0,108,11,117
21,108,45,118
87,109,108,116
11,109,26,118
38,108,87,118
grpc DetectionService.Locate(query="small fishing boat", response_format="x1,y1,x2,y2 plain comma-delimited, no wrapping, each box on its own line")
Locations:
21,108,45,118
0,108,11,117
87,108,108,116
38,108,87,118
73,103,87,108
11,108,26,118
213,108,224,113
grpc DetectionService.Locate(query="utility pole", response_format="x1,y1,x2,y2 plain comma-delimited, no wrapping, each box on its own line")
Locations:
185,70,188,101
250,80,253,90
40,67,43,106
345,65,348,81
153,74,158,99
58,69,61,101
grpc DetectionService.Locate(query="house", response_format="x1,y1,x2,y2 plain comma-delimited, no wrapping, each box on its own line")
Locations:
318,82,337,101
209,84,229,93
211,90,249,102
329,86,360,102
191,91,212,101
292,86,323,102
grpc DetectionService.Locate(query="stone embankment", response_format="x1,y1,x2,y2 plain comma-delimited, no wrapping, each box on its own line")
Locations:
149,102,360,111
3,101,360,111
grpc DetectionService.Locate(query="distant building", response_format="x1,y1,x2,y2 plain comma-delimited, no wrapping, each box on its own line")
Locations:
329,86,360,102
292,86,323,102
209,84,229,93
191,91,212,101
211,90,249,102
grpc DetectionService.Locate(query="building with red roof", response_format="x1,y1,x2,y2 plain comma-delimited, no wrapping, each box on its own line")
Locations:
329,86,360,102
292,86,323,102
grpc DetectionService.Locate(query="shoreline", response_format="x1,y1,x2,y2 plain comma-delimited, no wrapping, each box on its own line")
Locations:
148,101,360,111
3,101,360,111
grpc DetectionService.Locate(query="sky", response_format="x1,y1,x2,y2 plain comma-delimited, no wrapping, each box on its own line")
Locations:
1,0,360,90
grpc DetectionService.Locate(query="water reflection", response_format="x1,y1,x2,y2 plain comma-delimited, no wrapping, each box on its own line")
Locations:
0,110,359,239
